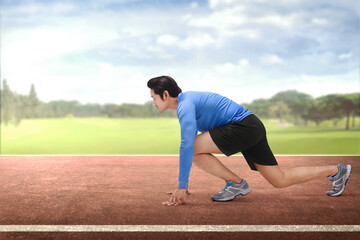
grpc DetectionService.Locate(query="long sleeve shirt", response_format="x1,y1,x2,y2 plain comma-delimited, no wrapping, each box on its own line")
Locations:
176,91,253,189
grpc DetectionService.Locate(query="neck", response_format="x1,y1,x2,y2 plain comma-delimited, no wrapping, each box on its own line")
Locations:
168,97,178,110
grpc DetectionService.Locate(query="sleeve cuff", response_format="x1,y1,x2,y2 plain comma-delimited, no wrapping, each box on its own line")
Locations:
178,181,188,189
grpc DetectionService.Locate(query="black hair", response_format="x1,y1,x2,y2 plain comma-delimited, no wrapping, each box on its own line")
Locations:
147,76,182,100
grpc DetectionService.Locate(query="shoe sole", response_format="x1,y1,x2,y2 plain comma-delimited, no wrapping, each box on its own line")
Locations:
211,187,252,202
328,165,352,197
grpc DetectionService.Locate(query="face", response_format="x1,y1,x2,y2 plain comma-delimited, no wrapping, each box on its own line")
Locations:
150,89,168,113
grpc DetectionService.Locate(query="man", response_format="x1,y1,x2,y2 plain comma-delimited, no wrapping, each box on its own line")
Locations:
147,76,352,207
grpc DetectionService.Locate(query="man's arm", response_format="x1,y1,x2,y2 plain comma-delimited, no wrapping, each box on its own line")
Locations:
177,102,197,189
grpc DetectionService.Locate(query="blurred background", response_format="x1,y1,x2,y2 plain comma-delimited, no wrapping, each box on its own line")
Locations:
1,0,359,154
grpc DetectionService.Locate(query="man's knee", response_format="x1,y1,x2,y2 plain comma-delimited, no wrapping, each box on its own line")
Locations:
256,164,288,189
270,180,287,189
192,153,208,166
268,174,289,188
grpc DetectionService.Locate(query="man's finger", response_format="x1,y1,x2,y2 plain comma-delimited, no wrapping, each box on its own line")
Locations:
166,189,175,194
162,200,174,205
163,197,176,206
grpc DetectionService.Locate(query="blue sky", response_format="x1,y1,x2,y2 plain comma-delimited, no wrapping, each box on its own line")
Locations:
1,0,359,104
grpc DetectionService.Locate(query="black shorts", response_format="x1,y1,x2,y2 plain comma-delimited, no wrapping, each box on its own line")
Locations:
209,114,278,171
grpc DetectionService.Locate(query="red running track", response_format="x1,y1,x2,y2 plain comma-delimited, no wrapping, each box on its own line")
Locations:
0,155,359,239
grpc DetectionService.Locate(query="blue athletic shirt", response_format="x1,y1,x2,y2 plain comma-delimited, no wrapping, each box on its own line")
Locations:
176,91,253,189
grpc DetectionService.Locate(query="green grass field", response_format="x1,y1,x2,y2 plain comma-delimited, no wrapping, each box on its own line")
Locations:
1,117,359,154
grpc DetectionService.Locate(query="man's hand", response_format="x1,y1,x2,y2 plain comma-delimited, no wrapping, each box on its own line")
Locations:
162,188,187,206
166,185,190,195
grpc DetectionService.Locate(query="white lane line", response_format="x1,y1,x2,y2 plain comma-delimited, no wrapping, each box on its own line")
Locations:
0,155,359,156
0,225,359,232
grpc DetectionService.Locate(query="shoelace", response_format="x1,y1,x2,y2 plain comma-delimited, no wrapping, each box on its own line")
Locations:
328,176,335,186
328,166,340,185
328,176,342,192
220,182,232,193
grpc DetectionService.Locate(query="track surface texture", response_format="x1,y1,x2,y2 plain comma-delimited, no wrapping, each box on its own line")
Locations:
0,155,359,239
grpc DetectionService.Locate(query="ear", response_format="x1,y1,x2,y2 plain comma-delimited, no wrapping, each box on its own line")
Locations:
163,90,170,99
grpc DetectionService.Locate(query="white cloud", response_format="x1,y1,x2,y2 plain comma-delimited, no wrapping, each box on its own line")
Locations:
3,22,120,70
255,14,297,28
157,33,215,49
339,52,353,60
312,18,328,25
1,0,358,105
297,71,360,98
213,58,249,74
261,54,283,65
213,63,236,73
238,59,249,66
146,45,175,59
190,2,199,8
182,33,215,49
184,3,297,47
185,6,247,30
301,51,337,65
5,60,155,104
233,29,261,39
209,0,238,9
157,34,180,46
187,1,298,33
2,2,75,17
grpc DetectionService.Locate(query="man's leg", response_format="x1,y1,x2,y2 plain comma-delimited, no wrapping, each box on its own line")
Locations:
254,163,338,188
193,153,242,183
192,131,242,183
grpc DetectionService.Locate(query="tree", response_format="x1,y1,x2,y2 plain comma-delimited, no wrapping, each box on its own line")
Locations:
341,93,359,130
0,88,1,124
1,79,15,126
269,101,291,124
104,104,119,118
13,93,27,126
345,93,360,128
24,83,41,118
245,99,271,119
316,94,342,125
270,90,313,125
303,97,338,126
316,94,356,129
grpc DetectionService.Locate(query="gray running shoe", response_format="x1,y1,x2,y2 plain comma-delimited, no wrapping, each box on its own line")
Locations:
211,179,252,202
327,164,352,197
